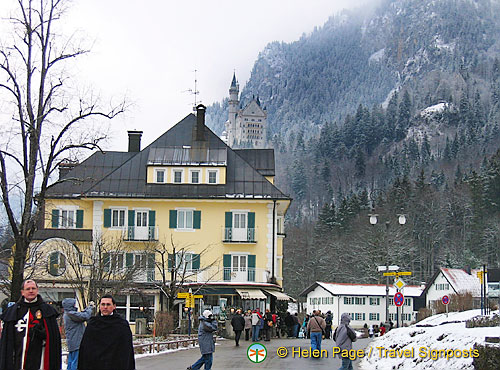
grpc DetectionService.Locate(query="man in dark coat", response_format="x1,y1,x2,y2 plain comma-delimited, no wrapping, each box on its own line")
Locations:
230,309,245,346
78,294,135,370
0,279,62,370
284,312,294,338
187,309,217,370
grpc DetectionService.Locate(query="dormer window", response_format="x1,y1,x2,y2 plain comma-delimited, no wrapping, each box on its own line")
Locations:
155,169,165,183
208,170,218,184
173,169,183,183
190,170,200,184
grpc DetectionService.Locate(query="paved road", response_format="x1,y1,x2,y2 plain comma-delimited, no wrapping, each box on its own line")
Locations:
136,336,372,369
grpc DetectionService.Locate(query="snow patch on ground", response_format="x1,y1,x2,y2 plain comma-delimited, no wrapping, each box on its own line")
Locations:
369,48,385,63
420,102,448,117
359,309,500,370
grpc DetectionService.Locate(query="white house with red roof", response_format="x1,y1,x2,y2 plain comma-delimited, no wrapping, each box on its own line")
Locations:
300,282,424,328
422,267,482,312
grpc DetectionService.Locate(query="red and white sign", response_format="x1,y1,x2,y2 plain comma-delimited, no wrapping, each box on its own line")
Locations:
394,292,404,307
442,295,450,305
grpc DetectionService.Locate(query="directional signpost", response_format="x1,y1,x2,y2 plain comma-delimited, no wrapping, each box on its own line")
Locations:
177,289,203,336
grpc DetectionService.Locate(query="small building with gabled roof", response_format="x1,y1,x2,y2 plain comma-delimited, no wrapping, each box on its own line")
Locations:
300,281,424,328
422,267,482,312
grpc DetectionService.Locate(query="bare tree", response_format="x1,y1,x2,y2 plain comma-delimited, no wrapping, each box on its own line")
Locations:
0,0,125,300
144,235,220,313
26,235,144,305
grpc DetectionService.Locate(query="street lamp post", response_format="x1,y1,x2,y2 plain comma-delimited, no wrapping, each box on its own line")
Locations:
369,198,407,329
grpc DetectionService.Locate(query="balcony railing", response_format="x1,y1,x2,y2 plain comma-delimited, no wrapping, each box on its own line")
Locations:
120,226,159,241
153,267,270,283
222,227,257,243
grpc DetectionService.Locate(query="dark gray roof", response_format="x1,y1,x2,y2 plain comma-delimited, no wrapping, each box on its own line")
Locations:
32,229,93,242
49,151,135,195
47,114,289,200
234,149,275,176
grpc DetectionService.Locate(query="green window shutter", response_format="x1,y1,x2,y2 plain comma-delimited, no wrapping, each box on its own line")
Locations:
248,212,255,228
248,254,256,282
168,253,173,270
147,253,155,268
169,210,177,228
149,210,156,226
128,210,135,226
48,252,58,275
248,254,256,268
225,212,232,228
51,209,59,228
223,254,231,281
192,254,200,270
126,253,134,268
103,209,111,228
76,210,84,228
128,210,135,240
103,253,110,272
193,211,201,229
148,210,156,240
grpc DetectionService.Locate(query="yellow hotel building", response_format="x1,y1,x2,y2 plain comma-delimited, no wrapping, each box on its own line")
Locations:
30,105,292,324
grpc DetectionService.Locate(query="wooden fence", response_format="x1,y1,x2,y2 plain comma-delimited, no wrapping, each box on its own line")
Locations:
133,337,199,354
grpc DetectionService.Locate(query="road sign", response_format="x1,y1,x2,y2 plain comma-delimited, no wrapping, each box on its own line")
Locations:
383,272,397,276
398,271,412,276
393,278,406,290
442,295,450,305
394,292,404,307
378,265,400,272
177,293,189,298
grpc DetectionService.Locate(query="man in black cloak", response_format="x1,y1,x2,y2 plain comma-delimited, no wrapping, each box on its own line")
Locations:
78,294,135,370
0,279,61,370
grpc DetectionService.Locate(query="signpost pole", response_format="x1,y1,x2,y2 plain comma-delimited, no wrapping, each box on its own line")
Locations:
401,289,404,328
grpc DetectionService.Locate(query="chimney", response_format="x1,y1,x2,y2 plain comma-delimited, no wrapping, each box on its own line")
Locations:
196,104,206,141
128,130,143,152
58,161,78,179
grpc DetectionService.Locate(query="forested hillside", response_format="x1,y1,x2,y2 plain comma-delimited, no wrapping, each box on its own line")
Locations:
206,0,500,297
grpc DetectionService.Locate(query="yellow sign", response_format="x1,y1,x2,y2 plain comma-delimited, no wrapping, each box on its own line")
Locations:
382,271,412,277
177,292,204,308
394,278,406,290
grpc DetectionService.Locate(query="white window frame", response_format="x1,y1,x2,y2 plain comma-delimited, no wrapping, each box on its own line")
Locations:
207,169,219,184
176,208,194,231
154,168,166,183
110,253,124,272
370,297,380,305
175,252,193,272
189,169,201,184
172,168,184,184
231,253,248,272
110,207,127,229
58,205,78,229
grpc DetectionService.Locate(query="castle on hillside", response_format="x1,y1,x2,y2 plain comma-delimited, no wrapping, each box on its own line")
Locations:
224,73,267,149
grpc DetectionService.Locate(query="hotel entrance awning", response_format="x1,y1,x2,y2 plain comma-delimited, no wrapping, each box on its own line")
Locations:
264,290,296,302
235,288,267,300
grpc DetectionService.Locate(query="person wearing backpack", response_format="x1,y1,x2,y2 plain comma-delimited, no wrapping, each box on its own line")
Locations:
333,313,357,370
306,310,326,358
324,311,333,339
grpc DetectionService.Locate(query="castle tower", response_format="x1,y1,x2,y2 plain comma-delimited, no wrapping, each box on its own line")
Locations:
226,73,239,147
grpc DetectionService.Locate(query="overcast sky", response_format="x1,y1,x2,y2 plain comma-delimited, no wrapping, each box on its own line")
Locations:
1,0,367,151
